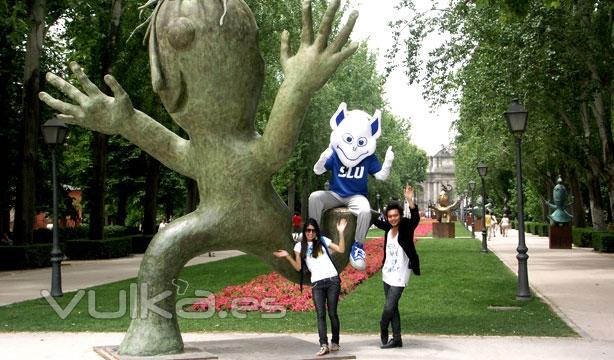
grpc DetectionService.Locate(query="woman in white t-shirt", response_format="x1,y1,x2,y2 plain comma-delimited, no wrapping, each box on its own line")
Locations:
274,217,347,356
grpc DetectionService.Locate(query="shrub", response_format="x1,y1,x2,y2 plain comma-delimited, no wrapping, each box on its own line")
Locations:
32,228,53,244
592,232,614,253
538,223,549,237
65,236,132,260
59,225,89,240
572,227,593,248
131,234,154,253
0,244,54,270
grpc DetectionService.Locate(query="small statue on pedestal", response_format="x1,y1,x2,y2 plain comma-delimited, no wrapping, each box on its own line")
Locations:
543,175,573,225
429,184,460,223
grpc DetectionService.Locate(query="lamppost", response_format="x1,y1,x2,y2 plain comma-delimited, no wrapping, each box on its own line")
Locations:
463,189,468,228
477,162,488,253
41,116,68,297
376,192,382,217
504,99,531,300
468,180,476,238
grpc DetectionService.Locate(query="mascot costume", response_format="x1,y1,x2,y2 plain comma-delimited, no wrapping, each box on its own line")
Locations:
310,102,394,270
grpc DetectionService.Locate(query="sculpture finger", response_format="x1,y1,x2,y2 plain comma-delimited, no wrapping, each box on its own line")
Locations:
315,0,340,50
329,10,358,53
45,72,88,105
57,114,76,124
300,0,314,45
104,74,128,99
332,42,359,63
70,62,103,97
38,92,85,120
280,30,291,67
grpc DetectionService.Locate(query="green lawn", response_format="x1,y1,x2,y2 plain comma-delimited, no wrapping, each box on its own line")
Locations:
0,238,576,337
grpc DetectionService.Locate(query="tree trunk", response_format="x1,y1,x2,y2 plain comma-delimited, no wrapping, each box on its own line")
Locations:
88,132,108,239
184,178,199,213
287,182,295,212
14,0,45,245
88,0,124,240
142,155,160,235
115,189,127,226
587,173,606,230
301,177,309,222
569,174,586,228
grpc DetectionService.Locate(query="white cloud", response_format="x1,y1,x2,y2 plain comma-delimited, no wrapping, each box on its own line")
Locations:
347,0,457,156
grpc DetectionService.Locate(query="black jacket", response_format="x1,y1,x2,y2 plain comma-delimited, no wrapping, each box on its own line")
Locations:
373,206,421,276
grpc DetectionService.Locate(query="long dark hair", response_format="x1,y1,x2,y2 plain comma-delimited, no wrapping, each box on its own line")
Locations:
301,218,323,259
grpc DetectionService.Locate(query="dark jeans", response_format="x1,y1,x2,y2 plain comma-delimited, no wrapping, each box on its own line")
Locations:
381,282,405,341
311,276,341,346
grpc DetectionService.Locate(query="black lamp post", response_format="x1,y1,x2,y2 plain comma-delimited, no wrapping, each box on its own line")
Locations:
468,180,476,238
41,116,68,297
376,192,382,215
463,189,468,228
477,162,488,253
504,99,531,300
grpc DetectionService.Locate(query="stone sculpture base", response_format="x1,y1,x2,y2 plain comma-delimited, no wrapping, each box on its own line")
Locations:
94,336,356,360
549,224,572,249
94,344,217,360
433,222,455,238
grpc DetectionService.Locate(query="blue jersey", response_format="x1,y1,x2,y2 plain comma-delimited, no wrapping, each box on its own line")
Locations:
325,152,383,197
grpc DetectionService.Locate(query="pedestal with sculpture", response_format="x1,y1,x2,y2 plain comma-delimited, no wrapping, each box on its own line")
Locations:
39,0,359,356
429,184,460,238
543,176,573,249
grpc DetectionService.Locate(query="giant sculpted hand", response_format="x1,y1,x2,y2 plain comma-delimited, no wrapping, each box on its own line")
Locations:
280,0,358,92
39,62,134,135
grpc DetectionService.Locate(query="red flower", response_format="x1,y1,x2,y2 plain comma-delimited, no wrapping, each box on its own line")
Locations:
193,238,387,313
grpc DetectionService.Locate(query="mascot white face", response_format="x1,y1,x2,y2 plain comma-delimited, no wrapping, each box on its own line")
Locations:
329,102,381,168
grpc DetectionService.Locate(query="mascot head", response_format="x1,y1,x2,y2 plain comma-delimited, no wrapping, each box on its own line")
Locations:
329,102,381,168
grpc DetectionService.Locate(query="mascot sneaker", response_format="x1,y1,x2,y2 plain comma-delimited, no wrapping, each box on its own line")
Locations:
349,241,366,271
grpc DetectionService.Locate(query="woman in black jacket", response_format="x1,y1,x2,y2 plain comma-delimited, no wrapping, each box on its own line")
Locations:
372,185,421,349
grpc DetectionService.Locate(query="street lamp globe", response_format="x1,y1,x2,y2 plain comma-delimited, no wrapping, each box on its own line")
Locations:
504,99,528,136
41,116,68,145
477,162,488,178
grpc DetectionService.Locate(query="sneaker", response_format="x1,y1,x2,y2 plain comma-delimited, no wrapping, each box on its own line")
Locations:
330,343,340,352
349,241,366,271
316,344,329,356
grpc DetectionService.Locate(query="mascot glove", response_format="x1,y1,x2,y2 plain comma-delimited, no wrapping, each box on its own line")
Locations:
313,146,334,175
320,146,334,160
383,146,394,165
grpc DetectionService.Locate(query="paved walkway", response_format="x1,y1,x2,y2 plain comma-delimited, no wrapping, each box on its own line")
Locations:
1,229,613,359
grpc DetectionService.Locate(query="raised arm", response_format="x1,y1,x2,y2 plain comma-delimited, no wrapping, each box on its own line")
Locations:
256,0,358,172
39,62,194,178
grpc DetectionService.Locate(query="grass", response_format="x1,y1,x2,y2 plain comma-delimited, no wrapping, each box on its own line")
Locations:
0,237,576,337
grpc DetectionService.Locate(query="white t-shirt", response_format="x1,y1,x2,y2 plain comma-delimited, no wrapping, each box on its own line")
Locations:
382,231,411,287
294,237,338,283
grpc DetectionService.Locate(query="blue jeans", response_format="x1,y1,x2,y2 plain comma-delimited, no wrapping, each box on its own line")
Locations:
311,276,341,346
381,282,405,341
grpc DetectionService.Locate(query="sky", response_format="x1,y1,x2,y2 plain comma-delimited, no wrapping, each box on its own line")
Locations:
347,0,457,156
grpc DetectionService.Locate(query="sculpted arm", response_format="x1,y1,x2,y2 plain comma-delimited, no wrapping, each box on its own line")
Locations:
256,0,358,171
39,62,194,178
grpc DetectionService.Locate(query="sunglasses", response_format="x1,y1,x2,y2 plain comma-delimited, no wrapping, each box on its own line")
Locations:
305,228,316,233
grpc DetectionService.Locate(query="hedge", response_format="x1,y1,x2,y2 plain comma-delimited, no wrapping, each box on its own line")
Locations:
65,236,132,260
0,244,54,270
592,232,614,253
131,234,154,253
572,227,594,248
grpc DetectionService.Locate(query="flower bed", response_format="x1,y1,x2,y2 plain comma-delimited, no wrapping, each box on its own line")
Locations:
193,238,384,313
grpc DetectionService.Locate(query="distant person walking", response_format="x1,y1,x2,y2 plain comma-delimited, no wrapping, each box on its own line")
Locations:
372,185,421,349
500,214,510,237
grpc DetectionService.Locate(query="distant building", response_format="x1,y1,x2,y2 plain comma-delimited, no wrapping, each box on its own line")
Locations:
417,146,456,213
